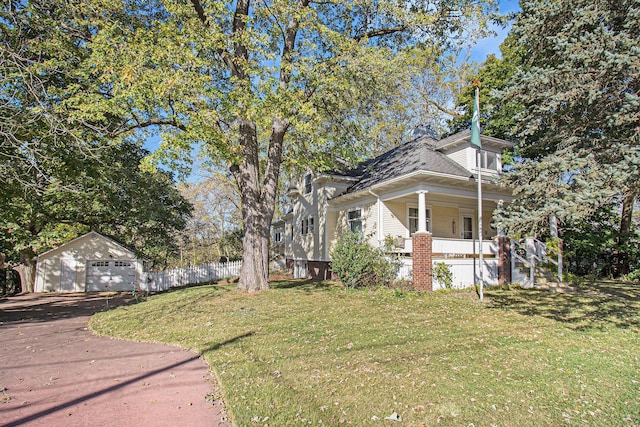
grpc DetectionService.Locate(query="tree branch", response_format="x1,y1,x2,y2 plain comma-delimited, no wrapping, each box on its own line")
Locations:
189,0,245,79
113,118,186,136
426,98,461,118
354,25,408,42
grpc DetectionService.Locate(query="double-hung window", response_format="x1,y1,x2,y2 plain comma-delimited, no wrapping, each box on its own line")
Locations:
304,174,312,194
408,207,431,235
301,216,314,235
348,209,363,234
476,151,498,171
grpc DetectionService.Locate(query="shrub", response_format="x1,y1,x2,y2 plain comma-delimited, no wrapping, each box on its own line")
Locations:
433,262,453,289
331,231,398,289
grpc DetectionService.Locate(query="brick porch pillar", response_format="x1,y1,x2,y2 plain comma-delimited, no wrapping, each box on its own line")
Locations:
412,232,432,291
497,235,511,285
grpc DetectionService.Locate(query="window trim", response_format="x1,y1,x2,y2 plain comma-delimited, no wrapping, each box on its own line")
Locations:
301,216,314,235
475,150,500,172
407,205,432,236
347,208,363,234
303,173,312,194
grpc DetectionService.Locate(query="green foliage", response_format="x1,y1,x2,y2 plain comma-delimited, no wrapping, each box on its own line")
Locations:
217,229,244,263
433,262,453,289
0,141,192,267
449,32,524,142
562,207,640,277
494,0,640,234
623,269,640,282
331,232,398,289
0,1,193,274
475,0,640,277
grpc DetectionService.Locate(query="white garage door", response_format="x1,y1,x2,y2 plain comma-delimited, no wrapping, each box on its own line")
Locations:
86,260,136,292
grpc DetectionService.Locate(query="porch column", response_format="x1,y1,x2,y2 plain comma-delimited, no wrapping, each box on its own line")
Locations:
413,190,432,291
417,191,427,233
497,236,511,285
496,199,511,285
412,232,432,291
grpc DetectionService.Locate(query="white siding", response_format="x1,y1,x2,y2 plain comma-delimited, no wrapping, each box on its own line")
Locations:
446,146,468,170
383,201,408,239
290,175,351,261
34,232,142,292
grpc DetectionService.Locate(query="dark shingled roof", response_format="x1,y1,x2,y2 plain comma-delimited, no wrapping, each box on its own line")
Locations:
338,134,473,195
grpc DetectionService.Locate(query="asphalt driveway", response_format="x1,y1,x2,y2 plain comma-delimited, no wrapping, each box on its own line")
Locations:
0,293,229,426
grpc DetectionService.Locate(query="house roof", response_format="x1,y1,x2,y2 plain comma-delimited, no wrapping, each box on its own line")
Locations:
343,136,472,194
36,231,136,260
327,130,516,199
336,130,508,196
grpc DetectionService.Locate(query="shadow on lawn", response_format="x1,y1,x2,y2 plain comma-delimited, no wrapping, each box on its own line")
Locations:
271,278,336,292
487,281,640,330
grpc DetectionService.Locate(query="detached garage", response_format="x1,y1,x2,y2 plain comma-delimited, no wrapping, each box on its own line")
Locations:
34,231,144,293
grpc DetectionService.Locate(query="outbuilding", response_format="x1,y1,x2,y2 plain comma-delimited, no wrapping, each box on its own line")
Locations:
34,231,144,292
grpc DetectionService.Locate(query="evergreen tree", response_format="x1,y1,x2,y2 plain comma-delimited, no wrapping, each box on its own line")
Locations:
493,0,640,275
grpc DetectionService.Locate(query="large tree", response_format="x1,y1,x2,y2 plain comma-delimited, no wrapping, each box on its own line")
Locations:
0,141,192,291
483,0,639,275
1,1,193,290
76,0,499,291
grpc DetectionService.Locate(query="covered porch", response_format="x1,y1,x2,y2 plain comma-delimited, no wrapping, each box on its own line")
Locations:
328,177,512,291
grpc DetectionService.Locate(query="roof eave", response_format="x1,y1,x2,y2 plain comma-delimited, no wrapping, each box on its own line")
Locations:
437,133,517,151
329,170,475,203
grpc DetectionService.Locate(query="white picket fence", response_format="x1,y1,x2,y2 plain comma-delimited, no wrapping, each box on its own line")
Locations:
144,260,242,292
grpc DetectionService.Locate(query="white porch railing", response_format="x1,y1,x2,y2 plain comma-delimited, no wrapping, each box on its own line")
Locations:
391,237,498,257
432,238,498,257
144,260,242,292
391,237,499,290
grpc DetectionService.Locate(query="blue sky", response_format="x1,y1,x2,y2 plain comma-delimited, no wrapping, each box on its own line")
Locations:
469,0,520,62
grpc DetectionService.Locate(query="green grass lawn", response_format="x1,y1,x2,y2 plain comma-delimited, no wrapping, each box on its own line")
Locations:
90,281,640,426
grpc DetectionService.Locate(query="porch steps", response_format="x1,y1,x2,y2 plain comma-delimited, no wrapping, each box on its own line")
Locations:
533,267,576,293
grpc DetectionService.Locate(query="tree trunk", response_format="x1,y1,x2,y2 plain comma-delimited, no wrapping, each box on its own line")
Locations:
238,211,271,291
233,117,287,292
616,191,636,276
13,249,37,293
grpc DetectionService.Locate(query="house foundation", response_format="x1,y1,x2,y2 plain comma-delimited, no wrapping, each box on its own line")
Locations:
412,232,433,291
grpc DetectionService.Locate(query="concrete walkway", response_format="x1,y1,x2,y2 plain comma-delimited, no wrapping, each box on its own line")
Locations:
0,293,229,426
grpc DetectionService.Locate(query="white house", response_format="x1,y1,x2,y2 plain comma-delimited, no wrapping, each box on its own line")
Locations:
34,231,144,292
276,130,516,290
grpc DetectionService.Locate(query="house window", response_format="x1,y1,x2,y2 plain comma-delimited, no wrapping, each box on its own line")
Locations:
348,209,363,234
462,216,474,240
408,207,431,235
301,216,314,235
476,151,498,171
304,173,312,194
274,231,282,243
92,261,109,267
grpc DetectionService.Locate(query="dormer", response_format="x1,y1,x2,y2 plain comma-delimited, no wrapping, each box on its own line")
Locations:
435,130,516,175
